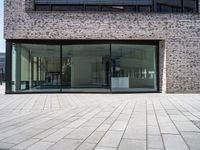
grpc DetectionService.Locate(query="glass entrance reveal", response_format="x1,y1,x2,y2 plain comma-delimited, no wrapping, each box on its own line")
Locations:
11,41,158,93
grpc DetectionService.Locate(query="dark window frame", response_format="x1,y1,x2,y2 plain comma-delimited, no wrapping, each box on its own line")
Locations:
156,3,182,13
6,39,160,94
34,0,199,13
184,7,195,12
34,4,153,12
138,5,152,12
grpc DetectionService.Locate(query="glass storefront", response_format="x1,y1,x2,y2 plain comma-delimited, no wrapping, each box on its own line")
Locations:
11,41,158,93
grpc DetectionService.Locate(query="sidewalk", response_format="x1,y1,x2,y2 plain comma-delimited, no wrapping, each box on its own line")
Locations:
0,86,199,150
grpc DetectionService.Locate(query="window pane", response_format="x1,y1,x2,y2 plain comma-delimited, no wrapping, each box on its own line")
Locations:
111,44,157,92
184,0,197,12
184,7,194,12
35,5,51,11
139,6,151,12
52,5,85,11
102,6,125,12
85,5,99,11
62,44,110,92
12,43,61,92
156,3,181,12
124,6,137,12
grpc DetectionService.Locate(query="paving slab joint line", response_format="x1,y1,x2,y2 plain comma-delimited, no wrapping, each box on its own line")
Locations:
190,120,200,129
114,101,137,149
46,104,112,150
81,101,128,150
159,99,192,150
152,98,167,150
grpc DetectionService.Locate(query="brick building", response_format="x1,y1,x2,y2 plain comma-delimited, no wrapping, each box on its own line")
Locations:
4,0,200,93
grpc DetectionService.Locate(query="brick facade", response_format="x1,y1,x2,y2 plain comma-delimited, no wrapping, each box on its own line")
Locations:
4,0,200,93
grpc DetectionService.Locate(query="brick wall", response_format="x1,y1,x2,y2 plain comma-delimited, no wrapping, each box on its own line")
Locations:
4,0,200,93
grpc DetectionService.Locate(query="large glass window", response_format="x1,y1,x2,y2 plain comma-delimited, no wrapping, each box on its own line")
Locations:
12,43,61,92
11,41,158,93
111,44,157,92
62,44,110,92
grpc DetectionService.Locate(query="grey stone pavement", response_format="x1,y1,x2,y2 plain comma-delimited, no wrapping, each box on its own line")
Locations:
0,85,200,150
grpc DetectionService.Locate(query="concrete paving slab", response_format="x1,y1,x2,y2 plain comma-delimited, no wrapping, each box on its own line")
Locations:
0,87,199,150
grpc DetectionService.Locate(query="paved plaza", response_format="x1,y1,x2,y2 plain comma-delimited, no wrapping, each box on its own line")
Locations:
0,85,200,150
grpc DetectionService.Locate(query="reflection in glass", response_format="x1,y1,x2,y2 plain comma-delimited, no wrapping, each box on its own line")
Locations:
111,44,157,92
